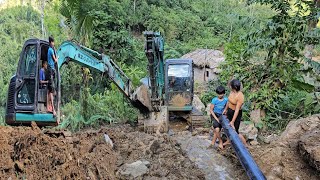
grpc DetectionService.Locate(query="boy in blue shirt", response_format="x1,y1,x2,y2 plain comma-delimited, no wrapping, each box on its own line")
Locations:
47,36,58,94
209,85,228,149
47,36,58,116
39,61,48,87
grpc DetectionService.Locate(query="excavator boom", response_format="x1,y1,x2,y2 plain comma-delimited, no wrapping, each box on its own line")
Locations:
57,41,133,98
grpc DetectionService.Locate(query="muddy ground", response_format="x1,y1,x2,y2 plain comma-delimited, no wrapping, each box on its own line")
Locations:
0,115,319,180
0,123,204,180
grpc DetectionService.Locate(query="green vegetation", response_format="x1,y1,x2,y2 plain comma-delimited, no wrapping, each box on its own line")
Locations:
218,0,320,130
0,6,42,125
0,0,319,131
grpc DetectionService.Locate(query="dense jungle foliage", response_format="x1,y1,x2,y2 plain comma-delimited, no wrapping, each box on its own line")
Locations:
0,0,319,131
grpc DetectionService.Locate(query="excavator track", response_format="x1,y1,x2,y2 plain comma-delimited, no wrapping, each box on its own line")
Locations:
190,108,208,128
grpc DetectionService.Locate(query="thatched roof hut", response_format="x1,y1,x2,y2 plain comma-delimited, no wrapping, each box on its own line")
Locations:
181,49,225,84
182,49,224,69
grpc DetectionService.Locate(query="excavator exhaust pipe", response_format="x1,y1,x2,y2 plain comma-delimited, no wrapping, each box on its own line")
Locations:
220,115,266,180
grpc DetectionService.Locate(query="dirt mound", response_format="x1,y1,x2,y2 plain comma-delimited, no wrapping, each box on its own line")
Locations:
0,124,204,179
0,126,117,179
250,114,320,180
298,126,320,171
109,127,204,179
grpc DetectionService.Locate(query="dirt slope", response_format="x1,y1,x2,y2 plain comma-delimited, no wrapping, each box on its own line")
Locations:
0,124,204,180
250,114,320,180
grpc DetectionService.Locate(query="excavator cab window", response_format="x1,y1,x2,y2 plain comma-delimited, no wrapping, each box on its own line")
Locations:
166,62,193,107
19,45,37,77
167,64,191,92
16,44,37,105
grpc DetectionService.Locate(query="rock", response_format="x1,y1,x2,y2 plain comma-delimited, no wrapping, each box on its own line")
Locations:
14,161,24,172
262,134,279,144
196,127,210,134
250,109,265,126
104,134,114,148
192,95,205,112
206,103,211,116
192,130,198,136
148,140,160,154
168,129,175,136
118,160,150,178
278,114,320,146
185,125,190,130
239,122,258,140
298,126,320,171
270,165,283,178
250,115,320,180
250,140,259,146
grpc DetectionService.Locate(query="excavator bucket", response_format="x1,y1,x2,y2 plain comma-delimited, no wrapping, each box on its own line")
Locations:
133,84,169,133
131,84,152,112
143,106,169,134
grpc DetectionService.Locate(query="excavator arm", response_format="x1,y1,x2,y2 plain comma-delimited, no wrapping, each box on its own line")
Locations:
144,31,165,111
57,41,133,99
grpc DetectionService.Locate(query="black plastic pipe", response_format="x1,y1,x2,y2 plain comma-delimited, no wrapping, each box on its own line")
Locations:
220,115,266,180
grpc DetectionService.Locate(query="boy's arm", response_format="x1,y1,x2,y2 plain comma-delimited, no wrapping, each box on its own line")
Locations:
52,53,58,63
210,104,219,122
51,48,58,63
40,80,48,84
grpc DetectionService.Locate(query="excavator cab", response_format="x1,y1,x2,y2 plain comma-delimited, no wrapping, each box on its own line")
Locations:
165,59,193,111
5,39,60,126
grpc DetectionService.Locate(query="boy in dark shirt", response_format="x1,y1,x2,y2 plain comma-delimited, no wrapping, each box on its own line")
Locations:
39,61,56,116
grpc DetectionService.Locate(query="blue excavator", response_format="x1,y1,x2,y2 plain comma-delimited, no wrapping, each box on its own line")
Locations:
5,32,196,131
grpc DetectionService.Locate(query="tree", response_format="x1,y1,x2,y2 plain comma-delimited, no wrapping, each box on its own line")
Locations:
219,0,320,129
60,0,101,45
0,6,42,124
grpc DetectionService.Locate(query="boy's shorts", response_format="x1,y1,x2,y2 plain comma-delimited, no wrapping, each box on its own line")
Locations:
48,68,56,93
210,113,222,129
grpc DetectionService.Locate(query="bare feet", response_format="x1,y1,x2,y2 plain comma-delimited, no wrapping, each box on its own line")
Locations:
207,144,215,149
223,140,231,146
218,142,224,150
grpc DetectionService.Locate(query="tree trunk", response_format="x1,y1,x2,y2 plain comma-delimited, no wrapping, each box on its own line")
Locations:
304,0,320,59
39,0,46,38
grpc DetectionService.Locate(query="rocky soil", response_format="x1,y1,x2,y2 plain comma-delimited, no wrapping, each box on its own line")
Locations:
0,114,319,180
250,114,320,180
0,123,204,180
